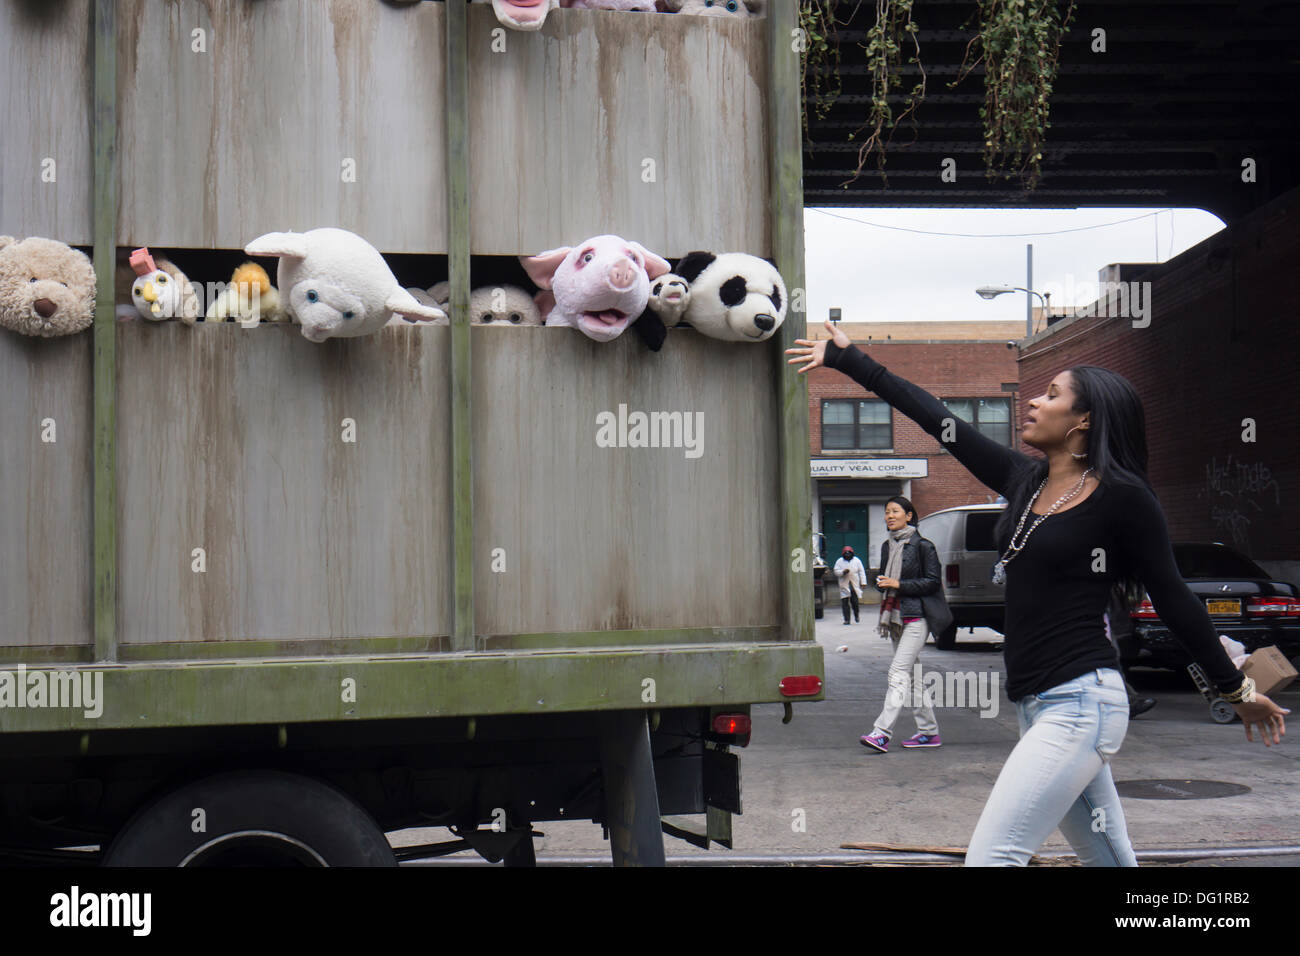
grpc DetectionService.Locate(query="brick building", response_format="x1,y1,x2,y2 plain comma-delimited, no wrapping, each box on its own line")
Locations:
807,320,1024,571
1017,186,1300,585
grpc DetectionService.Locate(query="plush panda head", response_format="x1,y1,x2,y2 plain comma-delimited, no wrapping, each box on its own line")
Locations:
675,251,786,342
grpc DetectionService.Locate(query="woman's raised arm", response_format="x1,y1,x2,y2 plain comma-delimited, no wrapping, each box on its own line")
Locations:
787,321,1034,499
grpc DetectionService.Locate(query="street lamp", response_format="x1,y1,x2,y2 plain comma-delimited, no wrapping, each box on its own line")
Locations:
974,286,1052,335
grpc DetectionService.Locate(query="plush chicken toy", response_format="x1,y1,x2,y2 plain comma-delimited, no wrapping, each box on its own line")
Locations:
126,247,201,324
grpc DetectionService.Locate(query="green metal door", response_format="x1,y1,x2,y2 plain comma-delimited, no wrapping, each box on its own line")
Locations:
822,504,869,566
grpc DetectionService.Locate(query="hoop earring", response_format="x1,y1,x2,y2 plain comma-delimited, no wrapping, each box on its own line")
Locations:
1065,424,1089,460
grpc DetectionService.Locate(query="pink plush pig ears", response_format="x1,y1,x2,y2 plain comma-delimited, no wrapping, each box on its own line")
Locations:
519,247,571,290
129,247,157,277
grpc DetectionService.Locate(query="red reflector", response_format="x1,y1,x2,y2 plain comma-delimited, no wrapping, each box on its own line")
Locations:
711,713,752,736
1131,598,1159,620
945,564,959,588
1248,597,1300,617
779,675,823,697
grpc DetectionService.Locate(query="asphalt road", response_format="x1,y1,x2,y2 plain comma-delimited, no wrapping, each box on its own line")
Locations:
394,619,1299,864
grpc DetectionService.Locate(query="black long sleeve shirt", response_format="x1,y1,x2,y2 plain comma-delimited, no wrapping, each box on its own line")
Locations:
824,340,1246,701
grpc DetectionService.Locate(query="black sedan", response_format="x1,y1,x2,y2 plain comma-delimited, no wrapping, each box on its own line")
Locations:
1115,542,1300,672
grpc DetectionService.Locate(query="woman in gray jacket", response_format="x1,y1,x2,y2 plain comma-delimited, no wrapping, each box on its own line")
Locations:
860,495,953,753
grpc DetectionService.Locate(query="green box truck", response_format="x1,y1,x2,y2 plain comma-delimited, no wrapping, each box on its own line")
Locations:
0,0,821,866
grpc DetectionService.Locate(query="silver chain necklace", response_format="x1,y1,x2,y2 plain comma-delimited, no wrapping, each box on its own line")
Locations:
992,467,1094,585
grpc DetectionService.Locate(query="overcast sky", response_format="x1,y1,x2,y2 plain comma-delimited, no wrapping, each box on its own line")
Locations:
803,206,1226,327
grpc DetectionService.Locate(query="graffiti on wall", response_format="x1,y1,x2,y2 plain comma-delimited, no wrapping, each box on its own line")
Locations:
1203,455,1281,553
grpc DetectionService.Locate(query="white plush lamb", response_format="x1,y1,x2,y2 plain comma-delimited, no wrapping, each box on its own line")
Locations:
244,227,446,342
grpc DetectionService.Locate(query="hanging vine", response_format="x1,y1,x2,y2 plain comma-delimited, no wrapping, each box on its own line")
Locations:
798,0,845,142
952,0,1076,189
847,0,926,183
799,1,925,186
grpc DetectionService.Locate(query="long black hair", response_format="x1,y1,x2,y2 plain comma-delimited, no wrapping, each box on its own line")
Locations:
994,366,1152,603
886,495,919,526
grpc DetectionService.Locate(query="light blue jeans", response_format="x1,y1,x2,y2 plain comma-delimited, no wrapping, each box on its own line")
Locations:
872,617,939,738
965,667,1138,866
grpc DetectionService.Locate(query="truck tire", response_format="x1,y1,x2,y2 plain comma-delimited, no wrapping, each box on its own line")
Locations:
935,621,958,650
102,770,397,867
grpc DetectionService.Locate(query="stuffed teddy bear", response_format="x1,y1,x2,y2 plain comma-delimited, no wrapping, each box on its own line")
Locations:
672,250,786,342
519,235,670,343
632,272,691,351
244,227,446,342
119,247,202,324
0,236,96,338
473,0,560,31
205,261,288,324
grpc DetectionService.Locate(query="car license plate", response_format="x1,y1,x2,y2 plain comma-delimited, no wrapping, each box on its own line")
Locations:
1206,599,1241,615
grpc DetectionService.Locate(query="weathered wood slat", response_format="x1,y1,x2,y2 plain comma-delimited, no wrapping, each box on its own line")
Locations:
115,323,452,643
471,327,782,635
0,0,94,244
467,7,769,257
768,0,813,643
114,0,448,251
0,334,94,647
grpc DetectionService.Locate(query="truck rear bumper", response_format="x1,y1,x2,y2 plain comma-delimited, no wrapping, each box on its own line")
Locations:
0,641,825,733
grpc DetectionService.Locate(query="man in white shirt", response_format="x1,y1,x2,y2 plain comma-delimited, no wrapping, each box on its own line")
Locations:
833,546,868,625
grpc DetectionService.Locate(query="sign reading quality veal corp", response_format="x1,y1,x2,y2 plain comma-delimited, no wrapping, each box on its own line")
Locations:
811,458,929,479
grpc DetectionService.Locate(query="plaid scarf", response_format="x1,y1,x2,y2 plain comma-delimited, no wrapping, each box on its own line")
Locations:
877,524,917,640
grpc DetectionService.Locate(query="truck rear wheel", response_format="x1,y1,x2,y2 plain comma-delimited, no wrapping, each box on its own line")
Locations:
102,770,397,867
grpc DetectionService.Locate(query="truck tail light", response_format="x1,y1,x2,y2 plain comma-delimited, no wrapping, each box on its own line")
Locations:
1247,597,1300,617
711,713,751,736
779,675,822,697
1131,598,1160,620
945,564,960,588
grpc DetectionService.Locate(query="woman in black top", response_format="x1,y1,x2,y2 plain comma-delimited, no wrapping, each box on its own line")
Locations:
788,321,1288,866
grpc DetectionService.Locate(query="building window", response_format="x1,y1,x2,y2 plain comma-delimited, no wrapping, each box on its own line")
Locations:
942,398,1012,447
821,399,891,450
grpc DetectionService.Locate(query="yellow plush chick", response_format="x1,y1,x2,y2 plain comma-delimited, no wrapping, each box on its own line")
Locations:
205,261,286,323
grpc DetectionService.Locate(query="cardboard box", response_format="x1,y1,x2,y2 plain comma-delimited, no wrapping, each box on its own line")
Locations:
1241,645,1298,697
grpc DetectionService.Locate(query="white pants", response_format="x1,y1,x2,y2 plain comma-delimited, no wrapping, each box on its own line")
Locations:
872,617,939,737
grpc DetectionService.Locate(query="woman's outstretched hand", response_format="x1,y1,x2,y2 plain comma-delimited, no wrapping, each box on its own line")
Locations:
786,320,852,374
1234,694,1288,746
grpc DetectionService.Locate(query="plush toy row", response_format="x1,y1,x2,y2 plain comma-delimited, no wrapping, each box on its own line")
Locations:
0,229,787,347
478,0,762,32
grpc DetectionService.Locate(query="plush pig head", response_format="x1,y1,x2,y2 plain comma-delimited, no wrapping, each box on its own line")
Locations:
520,235,670,343
473,0,560,31
245,227,445,342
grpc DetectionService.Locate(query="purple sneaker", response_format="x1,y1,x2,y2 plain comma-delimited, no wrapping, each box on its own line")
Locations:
900,733,942,748
859,732,890,753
